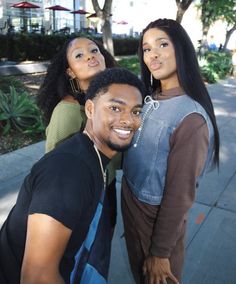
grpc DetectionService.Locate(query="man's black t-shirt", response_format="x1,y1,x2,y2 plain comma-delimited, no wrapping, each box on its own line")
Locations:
0,133,110,283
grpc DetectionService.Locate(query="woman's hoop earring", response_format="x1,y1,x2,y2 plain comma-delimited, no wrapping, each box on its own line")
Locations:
69,77,81,94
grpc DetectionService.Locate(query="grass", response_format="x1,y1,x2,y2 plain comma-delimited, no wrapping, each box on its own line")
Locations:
116,55,140,75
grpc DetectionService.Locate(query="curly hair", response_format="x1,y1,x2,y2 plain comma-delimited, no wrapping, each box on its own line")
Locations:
86,67,145,101
37,37,118,124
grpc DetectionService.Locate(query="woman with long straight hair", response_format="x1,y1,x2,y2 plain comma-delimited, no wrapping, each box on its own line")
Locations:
121,18,220,284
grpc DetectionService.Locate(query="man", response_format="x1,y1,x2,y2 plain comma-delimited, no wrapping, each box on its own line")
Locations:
0,68,144,284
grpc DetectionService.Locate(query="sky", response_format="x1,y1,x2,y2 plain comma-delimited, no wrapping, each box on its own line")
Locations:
108,0,236,49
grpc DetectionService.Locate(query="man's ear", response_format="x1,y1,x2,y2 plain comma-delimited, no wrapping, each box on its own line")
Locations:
85,99,94,119
66,67,75,79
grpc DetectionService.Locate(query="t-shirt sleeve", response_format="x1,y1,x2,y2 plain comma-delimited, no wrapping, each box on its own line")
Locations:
45,103,84,153
28,153,93,230
150,113,209,257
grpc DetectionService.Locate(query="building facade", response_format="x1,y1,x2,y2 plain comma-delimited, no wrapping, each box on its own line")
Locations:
0,0,87,34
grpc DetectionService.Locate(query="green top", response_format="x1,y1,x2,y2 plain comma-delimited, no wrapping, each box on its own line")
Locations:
46,101,86,153
45,100,120,183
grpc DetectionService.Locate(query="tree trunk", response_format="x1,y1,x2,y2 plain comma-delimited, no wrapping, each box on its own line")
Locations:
176,8,184,23
102,19,114,55
223,25,236,51
91,0,114,55
202,24,210,41
175,0,193,23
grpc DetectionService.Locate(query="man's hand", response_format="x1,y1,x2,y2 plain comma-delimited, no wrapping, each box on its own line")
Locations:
143,256,179,284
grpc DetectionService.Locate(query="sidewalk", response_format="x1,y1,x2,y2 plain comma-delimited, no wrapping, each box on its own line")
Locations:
0,77,236,283
0,60,49,76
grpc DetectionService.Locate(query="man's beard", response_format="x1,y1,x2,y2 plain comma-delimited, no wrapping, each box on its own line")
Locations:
107,141,131,152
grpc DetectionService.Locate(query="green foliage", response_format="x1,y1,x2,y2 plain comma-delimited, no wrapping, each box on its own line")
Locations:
0,34,71,61
200,65,217,83
0,87,45,135
113,37,139,56
205,51,232,78
0,34,140,61
199,51,232,83
117,56,140,75
0,76,25,93
0,35,8,58
197,0,236,35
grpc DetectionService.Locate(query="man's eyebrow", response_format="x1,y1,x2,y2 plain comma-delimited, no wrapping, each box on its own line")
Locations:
108,98,142,108
108,98,126,105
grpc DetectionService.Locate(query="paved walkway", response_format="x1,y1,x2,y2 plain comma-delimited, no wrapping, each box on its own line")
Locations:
0,77,236,283
0,61,49,76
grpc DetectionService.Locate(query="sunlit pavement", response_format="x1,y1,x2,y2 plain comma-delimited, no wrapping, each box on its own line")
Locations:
1,77,236,284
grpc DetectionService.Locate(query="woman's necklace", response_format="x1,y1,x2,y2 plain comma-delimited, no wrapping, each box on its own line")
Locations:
83,130,107,186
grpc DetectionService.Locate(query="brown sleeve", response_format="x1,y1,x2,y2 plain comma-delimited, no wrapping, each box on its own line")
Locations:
150,113,209,258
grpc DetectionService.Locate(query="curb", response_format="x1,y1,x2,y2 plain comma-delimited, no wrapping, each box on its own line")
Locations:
0,61,49,76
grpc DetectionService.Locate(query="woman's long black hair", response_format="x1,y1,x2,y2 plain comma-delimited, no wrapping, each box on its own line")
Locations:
138,18,220,168
37,37,117,124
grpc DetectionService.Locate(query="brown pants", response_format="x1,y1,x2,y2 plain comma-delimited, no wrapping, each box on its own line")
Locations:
121,177,186,284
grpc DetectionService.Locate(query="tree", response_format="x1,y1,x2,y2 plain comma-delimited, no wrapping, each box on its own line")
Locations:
91,0,114,55
224,23,236,51
198,0,215,40
220,1,236,50
175,0,194,23
198,0,236,50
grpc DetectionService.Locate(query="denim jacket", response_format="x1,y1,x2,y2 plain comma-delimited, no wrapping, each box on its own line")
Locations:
123,95,214,205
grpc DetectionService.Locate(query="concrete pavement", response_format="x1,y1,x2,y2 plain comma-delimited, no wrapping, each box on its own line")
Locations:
0,61,49,76
0,77,236,283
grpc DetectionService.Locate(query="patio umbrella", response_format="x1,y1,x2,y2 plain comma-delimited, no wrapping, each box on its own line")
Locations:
71,9,89,15
11,1,40,31
117,20,128,25
11,1,40,8
87,13,112,19
71,9,90,32
87,13,97,19
46,5,71,31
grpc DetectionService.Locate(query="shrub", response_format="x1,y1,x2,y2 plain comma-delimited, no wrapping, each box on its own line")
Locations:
0,34,140,61
113,37,139,56
206,51,232,79
0,87,45,135
0,76,25,93
117,56,140,75
0,35,8,58
200,65,217,83
199,51,232,83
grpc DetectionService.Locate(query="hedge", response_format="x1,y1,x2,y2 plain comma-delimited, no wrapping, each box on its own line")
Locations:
0,34,139,61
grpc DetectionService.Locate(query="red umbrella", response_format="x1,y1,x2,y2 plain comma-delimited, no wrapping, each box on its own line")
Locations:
71,9,89,15
117,20,128,25
87,13,112,19
11,1,40,9
46,5,71,31
11,1,40,31
87,13,97,19
46,5,70,11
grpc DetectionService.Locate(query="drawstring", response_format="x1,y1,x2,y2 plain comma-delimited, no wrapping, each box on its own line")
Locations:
133,96,160,147
144,95,160,110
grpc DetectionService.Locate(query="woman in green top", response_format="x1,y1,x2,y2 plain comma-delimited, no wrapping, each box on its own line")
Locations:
37,37,117,152
37,36,118,228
